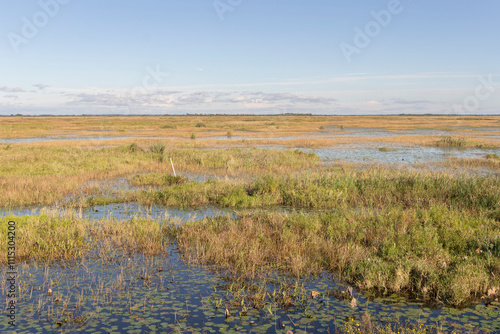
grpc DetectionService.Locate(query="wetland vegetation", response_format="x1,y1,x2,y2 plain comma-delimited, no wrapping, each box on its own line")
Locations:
1,115,500,333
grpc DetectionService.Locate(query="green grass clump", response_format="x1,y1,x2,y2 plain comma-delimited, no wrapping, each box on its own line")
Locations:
438,136,467,147
131,173,187,187
0,214,167,263
149,143,165,154
486,153,500,160
0,214,87,264
191,132,196,140
195,122,206,128
126,143,139,153
437,136,495,148
86,197,127,206
160,124,177,129
378,147,395,152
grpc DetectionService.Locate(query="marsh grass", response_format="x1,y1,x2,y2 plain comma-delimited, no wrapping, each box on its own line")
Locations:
138,169,499,214
149,142,165,154
0,214,87,264
486,153,500,160
441,157,500,171
437,136,496,148
130,173,188,187
88,217,166,256
86,197,128,206
2,116,498,144
160,124,177,129
0,214,167,264
438,136,468,147
0,146,318,208
171,208,500,306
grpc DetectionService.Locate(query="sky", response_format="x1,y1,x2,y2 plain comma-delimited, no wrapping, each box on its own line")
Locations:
0,0,499,115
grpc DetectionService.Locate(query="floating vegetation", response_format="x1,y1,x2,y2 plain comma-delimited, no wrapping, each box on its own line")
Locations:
378,147,396,152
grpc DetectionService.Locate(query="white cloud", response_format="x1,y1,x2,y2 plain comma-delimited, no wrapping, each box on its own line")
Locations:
33,83,50,90
0,86,25,93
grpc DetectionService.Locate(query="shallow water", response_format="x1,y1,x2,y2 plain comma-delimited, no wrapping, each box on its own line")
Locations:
2,201,499,332
2,245,499,333
0,204,233,223
307,143,500,165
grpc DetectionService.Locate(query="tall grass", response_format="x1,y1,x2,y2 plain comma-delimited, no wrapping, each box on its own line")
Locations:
0,214,167,264
171,208,500,306
0,214,86,263
139,169,500,214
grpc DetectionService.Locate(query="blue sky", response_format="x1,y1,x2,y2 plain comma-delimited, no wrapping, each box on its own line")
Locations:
0,0,499,115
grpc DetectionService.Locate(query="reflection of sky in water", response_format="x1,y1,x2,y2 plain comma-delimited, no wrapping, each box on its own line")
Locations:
2,126,498,144
307,143,500,165
1,247,498,333
0,204,234,222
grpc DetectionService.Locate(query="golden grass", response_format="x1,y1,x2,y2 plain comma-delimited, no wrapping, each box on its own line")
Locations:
0,144,319,208
439,157,500,171
1,115,499,140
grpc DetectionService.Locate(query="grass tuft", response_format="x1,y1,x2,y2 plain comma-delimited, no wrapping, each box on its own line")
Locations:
149,143,165,154
131,173,187,187
160,124,177,129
